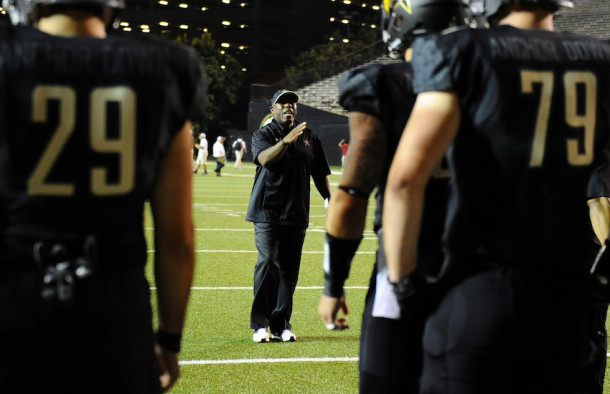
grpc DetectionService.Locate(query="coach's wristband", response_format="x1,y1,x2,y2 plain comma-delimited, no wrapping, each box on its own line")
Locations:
156,329,182,353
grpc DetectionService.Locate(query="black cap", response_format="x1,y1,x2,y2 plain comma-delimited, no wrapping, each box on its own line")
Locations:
271,90,299,106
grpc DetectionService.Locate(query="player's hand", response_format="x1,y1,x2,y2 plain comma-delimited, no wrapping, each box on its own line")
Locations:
156,345,180,392
587,240,610,305
318,295,349,330
324,198,329,216
392,275,447,320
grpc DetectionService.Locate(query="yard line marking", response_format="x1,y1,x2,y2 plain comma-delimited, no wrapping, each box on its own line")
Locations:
180,357,358,365
193,228,253,231
150,286,368,290
147,249,376,254
145,228,377,234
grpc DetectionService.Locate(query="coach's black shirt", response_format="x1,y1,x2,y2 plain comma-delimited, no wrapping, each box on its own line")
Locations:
246,118,330,228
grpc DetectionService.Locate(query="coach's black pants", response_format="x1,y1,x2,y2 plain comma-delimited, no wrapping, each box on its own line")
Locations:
250,222,306,334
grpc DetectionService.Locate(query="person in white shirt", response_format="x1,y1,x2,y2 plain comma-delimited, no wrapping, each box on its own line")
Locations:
213,136,226,176
194,133,208,175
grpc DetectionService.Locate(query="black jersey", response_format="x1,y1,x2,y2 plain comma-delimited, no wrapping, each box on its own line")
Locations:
338,62,449,275
246,118,331,227
412,26,610,268
0,24,206,269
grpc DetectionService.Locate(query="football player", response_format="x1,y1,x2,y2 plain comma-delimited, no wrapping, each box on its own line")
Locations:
318,0,469,392
584,157,610,394
0,0,205,392
383,0,610,392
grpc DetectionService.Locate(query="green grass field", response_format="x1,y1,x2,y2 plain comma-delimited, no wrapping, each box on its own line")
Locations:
144,161,610,393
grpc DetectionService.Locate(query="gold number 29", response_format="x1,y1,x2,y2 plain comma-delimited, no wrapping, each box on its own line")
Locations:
28,85,136,196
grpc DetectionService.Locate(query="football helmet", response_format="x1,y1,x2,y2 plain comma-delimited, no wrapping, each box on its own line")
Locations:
381,0,471,57
2,0,125,26
480,0,574,21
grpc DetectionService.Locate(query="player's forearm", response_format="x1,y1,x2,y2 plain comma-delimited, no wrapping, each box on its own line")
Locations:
343,112,387,192
257,140,288,167
152,193,195,334
326,190,368,239
322,112,383,293
314,176,331,200
150,122,195,334
382,179,424,282
154,240,195,333
322,191,366,297
383,92,459,281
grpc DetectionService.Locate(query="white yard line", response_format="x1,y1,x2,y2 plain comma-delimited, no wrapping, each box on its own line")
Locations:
180,357,358,365
147,249,375,254
150,286,368,290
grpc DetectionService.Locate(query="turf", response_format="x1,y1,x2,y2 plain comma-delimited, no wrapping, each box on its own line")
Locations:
144,161,610,393
145,162,371,393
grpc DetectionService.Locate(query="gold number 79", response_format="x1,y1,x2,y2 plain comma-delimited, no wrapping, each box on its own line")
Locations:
522,70,597,167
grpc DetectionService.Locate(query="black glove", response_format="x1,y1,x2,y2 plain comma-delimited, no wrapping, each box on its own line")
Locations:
587,240,610,304
389,274,446,320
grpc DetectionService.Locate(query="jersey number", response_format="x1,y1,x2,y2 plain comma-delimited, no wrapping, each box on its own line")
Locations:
521,70,597,167
28,85,136,196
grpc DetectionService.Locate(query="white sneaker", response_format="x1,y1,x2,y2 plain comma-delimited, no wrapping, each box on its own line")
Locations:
252,328,269,343
272,329,296,342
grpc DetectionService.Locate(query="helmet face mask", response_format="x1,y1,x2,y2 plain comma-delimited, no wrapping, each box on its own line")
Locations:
3,0,125,26
2,0,33,25
381,0,471,57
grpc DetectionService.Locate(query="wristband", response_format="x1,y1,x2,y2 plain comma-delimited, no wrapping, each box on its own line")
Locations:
156,329,182,353
338,185,370,200
323,233,362,297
